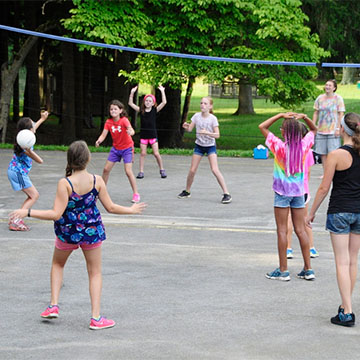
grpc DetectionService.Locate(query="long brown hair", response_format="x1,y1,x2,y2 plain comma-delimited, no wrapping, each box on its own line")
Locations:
344,113,360,154
65,140,91,177
108,100,128,118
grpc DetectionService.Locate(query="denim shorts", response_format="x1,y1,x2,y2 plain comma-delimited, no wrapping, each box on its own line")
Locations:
107,146,133,163
274,192,305,208
326,213,360,234
8,169,33,191
194,144,217,156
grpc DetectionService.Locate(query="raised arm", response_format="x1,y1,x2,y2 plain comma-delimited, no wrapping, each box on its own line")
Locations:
33,110,49,132
156,85,167,112
258,113,287,138
24,148,43,164
296,113,317,134
128,86,140,112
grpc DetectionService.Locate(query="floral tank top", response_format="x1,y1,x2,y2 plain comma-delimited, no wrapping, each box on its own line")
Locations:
54,175,106,244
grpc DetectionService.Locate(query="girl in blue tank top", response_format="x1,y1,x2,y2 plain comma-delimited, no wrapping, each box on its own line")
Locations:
10,140,146,330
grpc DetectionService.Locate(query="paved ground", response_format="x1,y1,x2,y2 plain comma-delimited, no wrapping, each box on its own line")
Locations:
1,149,360,360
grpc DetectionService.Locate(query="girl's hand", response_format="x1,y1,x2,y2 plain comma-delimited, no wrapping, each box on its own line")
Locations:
95,140,101,147
130,86,138,94
199,128,207,135
305,214,315,228
9,209,27,221
158,85,165,92
40,110,49,120
182,122,190,130
283,112,296,119
131,202,147,214
126,128,134,136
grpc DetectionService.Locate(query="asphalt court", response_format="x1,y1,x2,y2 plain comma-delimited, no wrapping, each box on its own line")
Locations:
1,149,360,360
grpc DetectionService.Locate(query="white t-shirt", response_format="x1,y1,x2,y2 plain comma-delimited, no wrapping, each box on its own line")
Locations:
191,112,219,147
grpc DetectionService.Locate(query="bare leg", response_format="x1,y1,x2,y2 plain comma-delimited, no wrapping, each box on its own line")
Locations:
287,212,293,249
124,162,138,194
349,233,360,295
139,143,147,173
21,186,40,209
151,142,164,170
50,247,73,305
274,207,289,272
83,246,102,319
185,154,202,192
102,161,116,184
304,202,314,248
291,207,311,270
207,153,229,194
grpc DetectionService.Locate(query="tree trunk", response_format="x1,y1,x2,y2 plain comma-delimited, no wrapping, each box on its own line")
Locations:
156,85,182,148
180,75,195,136
61,42,76,144
233,82,255,115
341,67,357,85
74,48,83,138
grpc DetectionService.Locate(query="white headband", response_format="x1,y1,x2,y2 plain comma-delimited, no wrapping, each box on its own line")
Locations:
341,116,354,136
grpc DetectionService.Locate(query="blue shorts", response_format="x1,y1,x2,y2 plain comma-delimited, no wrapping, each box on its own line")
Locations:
326,213,360,234
274,192,305,209
8,169,33,191
107,146,133,164
194,144,217,156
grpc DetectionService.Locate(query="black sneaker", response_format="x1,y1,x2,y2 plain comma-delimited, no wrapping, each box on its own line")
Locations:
178,190,191,199
331,312,355,327
221,193,232,204
136,172,144,179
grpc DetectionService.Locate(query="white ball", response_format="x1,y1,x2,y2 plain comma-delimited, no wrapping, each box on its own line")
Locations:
16,129,36,149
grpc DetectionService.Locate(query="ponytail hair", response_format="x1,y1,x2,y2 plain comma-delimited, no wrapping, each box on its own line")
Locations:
282,118,303,176
14,117,34,156
344,112,360,155
65,140,91,177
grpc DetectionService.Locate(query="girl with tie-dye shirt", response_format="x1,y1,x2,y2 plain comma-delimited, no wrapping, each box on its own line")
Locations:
259,112,317,282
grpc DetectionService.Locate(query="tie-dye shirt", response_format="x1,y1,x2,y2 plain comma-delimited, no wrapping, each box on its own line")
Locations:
266,131,314,196
314,94,345,134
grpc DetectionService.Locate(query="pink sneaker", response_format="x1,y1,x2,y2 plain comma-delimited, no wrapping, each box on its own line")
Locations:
132,193,140,203
41,305,59,318
89,316,116,330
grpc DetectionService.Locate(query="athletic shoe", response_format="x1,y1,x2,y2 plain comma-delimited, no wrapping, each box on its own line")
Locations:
9,218,30,231
287,248,293,259
136,172,144,179
160,169,167,178
221,193,232,204
331,312,355,327
178,190,191,199
132,193,140,203
338,305,344,314
310,247,319,258
265,268,290,281
297,268,315,280
89,316,116,330
41,305,59,318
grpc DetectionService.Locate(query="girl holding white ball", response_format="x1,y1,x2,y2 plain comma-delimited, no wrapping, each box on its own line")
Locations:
7,111,48,231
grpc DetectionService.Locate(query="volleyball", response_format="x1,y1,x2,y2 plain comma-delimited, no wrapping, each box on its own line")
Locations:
16,129,36,149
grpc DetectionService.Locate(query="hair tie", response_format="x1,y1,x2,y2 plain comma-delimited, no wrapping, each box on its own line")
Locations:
144,94,156,103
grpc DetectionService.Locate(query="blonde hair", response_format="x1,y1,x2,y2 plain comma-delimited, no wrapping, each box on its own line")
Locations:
202,96,214,114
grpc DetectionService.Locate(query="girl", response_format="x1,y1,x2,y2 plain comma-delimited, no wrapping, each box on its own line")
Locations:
10,141,146,330
128,85,167,179
307,112,360,327
7,111,49,231
258,112,317,281
95,100,140,203
178,96,232,204
313,79,345,172
287,124,319,259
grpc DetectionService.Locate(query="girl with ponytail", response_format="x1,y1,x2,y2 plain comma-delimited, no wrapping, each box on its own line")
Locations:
259,112,317,281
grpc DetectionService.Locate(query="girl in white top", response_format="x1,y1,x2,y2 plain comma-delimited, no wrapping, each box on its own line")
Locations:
178,97,231,204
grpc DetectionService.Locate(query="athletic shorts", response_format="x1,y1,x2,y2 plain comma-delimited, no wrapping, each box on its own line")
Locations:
326,213,360,234
8,169,32,191
107,146,134,163
193,144,217,156
55,236,102,251
314,134,340,155
274,192,305,209
140,138,157,145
